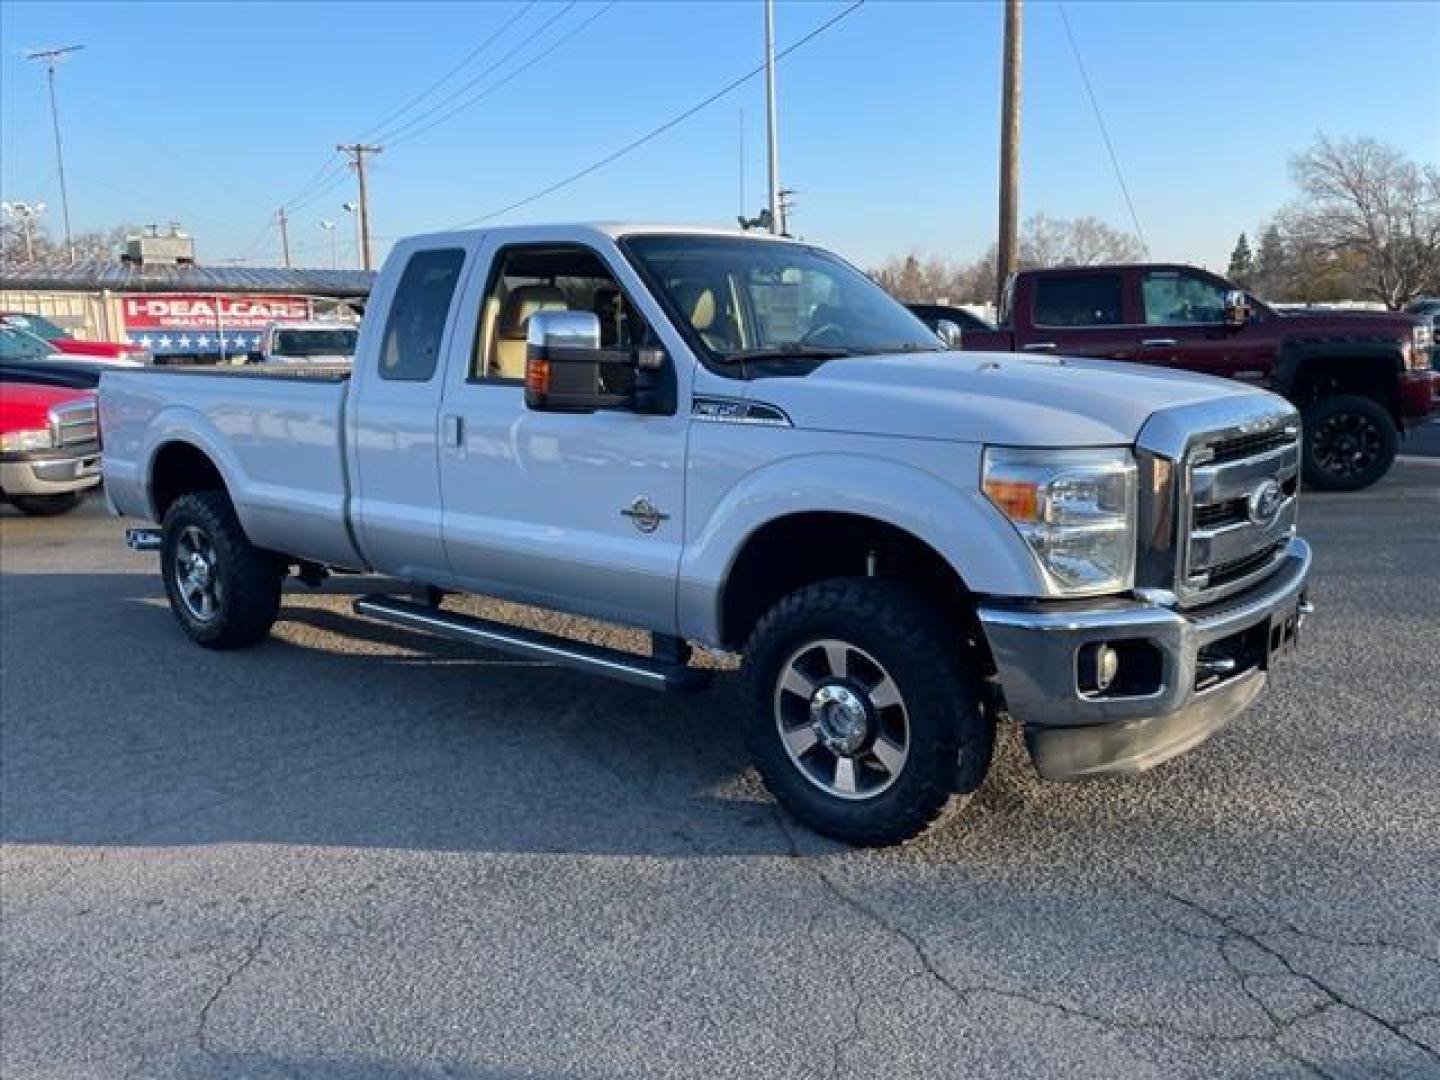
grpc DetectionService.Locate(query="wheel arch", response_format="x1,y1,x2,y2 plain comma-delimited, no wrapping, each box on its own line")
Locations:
1274,340,1404,419
680,453,1041,652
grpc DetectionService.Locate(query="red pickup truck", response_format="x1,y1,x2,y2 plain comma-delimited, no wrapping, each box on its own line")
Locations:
0,380,101,515
957,264,1437,490
0,312,148,365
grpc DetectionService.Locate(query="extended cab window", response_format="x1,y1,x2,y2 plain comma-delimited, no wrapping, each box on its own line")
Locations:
1142,271,1229,325
379,248,465,382
1033,273,1123,327
474,245,648,381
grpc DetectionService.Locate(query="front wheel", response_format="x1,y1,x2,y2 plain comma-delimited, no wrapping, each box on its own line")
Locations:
160,491,282,649
742,578,994,847
10,492,83,516
1301,394,1398,492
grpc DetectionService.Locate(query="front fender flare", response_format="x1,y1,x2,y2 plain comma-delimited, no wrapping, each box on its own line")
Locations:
676,451,1048,646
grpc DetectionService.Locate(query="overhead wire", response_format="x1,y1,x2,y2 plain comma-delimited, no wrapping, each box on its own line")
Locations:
449,0,866,228
379,1,587,148
1055,2,1150,257
358,1,539,141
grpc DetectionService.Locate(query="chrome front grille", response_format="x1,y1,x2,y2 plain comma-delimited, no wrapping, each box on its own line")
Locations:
50,399,99,448
1181,421,1299,605
1135,396,1302,609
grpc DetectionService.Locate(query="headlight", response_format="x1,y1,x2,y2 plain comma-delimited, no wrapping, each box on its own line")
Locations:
0,428,56,453
982,446,1137,596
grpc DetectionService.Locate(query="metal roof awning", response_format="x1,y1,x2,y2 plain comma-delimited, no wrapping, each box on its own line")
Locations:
0,261,375,297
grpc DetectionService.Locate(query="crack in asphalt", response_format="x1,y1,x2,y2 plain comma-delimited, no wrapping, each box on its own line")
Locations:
196,906,288,1057
1130,872,1440,1070
766,804,1435,1078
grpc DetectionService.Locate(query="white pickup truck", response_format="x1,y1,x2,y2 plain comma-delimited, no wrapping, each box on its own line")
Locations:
102,223,1312,845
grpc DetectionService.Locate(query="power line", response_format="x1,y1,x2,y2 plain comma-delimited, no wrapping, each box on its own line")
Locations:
1055,2,1149,257
358,1,538,141
248,1,578,245
449,0,866,229
381,2,591,148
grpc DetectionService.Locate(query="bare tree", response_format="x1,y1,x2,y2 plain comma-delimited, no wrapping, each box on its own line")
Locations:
1283,134,1440,309
873,215,1143,304
1020,213,1145,267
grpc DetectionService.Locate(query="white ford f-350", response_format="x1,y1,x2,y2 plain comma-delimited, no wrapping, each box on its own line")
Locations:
102,224,1312,845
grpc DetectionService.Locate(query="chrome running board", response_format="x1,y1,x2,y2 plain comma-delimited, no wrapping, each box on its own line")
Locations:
354,595,710,694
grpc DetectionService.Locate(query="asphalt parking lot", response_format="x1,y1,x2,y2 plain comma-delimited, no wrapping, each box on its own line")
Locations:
2,462,1437,1080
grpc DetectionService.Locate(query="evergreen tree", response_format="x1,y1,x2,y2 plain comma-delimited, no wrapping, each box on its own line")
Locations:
1227,233,1255,285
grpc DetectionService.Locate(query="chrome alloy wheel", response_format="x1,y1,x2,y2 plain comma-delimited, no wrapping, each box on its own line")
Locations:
773,638,910,801
174,525,220,622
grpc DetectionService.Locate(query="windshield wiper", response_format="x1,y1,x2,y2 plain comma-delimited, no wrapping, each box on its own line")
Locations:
715,345,857,364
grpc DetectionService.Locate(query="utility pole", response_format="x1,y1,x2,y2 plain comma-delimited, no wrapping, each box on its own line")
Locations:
337,143,382,271
763,0,781,236
277,207,291,268
996,0,1022,306
26,45,83,262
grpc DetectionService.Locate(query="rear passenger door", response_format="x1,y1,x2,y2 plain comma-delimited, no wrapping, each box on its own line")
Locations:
350,245,471,582
1022,270,1139,361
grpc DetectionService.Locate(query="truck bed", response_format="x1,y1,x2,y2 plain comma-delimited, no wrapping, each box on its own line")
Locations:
100,366,364,570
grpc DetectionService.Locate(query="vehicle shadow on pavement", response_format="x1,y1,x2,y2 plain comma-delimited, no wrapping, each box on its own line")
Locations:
1,572,801,858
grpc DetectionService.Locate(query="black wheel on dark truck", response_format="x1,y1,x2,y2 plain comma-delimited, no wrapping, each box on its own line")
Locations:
1301,394,1398,492
10,492,83,516
742,577,993,847
160,491,282,649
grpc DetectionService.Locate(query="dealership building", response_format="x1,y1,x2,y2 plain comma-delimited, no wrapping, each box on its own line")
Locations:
1,230,373,363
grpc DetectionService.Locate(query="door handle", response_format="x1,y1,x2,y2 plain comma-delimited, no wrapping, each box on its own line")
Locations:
1142,338,1178,347
1023,342,1056,351
441,414,463,447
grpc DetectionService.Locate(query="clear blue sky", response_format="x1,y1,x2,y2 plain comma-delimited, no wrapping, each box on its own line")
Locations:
3,1,1437,272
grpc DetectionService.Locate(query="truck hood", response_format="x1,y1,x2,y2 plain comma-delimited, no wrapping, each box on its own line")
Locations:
750,351,1273,446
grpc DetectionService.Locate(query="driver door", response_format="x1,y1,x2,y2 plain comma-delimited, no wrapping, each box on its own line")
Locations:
436,238,690,633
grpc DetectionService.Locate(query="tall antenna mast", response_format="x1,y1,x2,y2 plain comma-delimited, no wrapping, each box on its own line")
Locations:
26,44,84,262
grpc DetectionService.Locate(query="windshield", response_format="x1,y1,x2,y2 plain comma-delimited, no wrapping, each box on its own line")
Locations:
624,234,942,364
0,326,56,361
273,328,358,357
2,313,67,341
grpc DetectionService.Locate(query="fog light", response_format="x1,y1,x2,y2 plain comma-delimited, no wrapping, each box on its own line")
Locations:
1078,642,1121,695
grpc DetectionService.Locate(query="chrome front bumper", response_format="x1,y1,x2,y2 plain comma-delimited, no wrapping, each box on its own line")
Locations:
977,537,1312,780
0,452,102,496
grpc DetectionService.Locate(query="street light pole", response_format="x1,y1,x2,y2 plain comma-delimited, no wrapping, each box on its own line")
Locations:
342,202,360,270
320,220,337,270
26,45,83,262
2,201,46,261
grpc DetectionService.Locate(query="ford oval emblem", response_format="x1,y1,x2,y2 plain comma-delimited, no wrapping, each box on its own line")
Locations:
1247,479,1284,527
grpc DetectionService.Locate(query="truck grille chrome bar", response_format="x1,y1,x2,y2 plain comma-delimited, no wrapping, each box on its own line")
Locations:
1135,397,1302,609
50,399,99,448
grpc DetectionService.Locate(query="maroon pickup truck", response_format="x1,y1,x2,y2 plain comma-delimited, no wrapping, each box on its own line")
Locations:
956,264,1437,490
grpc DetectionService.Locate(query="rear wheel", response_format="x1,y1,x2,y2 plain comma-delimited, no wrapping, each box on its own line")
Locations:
160,491,282,649
11,492,83,516
1301,394,1398,491
742,578,993,847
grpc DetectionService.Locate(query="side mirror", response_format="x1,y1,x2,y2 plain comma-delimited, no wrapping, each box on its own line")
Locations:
524,310,670,414
934,318,964,349
525,310,605,413
1223,289,1250,328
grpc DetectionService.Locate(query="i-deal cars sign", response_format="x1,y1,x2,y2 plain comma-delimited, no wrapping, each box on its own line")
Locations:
121,294,313,355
